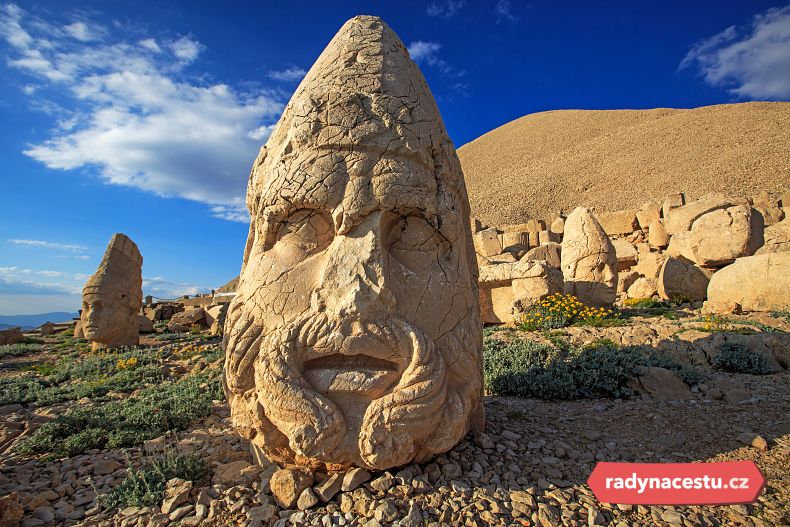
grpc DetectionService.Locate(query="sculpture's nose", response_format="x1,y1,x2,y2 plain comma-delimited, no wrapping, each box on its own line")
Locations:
320,211,395,317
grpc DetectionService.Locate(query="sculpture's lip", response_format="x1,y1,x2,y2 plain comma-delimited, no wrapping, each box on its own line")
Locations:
301,353,400,397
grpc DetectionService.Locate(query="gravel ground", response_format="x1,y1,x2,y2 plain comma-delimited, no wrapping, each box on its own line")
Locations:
1,316,788,527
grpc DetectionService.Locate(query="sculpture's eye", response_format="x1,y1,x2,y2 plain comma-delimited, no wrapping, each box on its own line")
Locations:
387,214,448,268
269,209,334,258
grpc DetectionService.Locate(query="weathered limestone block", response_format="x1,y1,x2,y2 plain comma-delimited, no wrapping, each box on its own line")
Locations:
561,207,618,306
169,307,207,328
664,193,743,234
636,202,661,230
752,191,784,226
707,253,790,312
501,231,529,256
627,277,658,299
0,327,23,345
138,315,154,334
538,229,560,245
756,217,790,255
661,192,685,220
611,238,638,270
549,216,565,236
73,321,84,339
478,261,563,324
223,16,483,471
80,233,143,350
474,228,501,257
666,231,697,262
633,252,667,280
521,242,561,268
685,204,763,267
657,256,711,302
596,209,639,235
501,220,544,233
39,322,54,336
618,270,639,293
647,219,669,249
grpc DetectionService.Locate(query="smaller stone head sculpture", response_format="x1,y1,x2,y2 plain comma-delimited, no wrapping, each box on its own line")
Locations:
81,233,143,349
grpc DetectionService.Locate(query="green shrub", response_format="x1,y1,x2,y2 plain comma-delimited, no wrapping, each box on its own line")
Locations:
16,372,223,458
712,343,771,375
0,348,166,406
0,343,45,358
693,315,780,335
99,451,210,510
483,335,701,400
622,298,667,309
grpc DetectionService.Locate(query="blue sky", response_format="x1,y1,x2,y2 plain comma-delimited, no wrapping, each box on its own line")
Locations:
1,0,789,315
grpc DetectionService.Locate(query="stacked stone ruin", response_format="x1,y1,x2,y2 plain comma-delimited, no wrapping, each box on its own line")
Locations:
473,191,790,323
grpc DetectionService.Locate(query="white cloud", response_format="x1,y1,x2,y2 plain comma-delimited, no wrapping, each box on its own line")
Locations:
8,238,88,252
408,41,442,63
269,66,306,82
143,276,210,299
36,270,63,277
138,38,161,53
494,0,518,24
64,21,102,42
210,205,249,223
0,4,285,222
407,40,462,79
679,5,790,99
0,271,81,296
427,0,465,18
168,35,202,63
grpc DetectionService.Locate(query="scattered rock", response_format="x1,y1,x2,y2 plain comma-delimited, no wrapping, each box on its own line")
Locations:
341,468,371,492
270,468,314,509
160,478,192,515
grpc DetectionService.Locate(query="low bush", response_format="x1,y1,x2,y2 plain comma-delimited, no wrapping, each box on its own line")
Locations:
16,371,223,458
0,348,166,406
483,335,701,400
712,343,772,375
622,298,667,309
770,311,790,323
515,294,625,331
0,343,45,359
694,315,780,335
99,451,210,510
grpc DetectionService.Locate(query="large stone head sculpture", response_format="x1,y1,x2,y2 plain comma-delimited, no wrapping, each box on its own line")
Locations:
224,15,483,471
81,233,143,350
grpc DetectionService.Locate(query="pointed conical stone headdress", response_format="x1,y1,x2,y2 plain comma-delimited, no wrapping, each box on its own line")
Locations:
84,233,143,297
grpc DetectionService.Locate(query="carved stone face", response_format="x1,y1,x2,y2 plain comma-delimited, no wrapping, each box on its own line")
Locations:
81,288,136,344
223,16,482,471
80,233,143,350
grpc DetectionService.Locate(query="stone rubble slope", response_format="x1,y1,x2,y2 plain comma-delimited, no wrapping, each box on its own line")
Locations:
458,102,790,227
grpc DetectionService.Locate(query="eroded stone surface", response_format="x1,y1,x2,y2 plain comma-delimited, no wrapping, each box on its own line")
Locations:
223,15,483,471
657,256,710,302
561,207,617,306
80,233,142,350
707,253,790,312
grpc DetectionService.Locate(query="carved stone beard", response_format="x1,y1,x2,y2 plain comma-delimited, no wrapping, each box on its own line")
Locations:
223,289,481,470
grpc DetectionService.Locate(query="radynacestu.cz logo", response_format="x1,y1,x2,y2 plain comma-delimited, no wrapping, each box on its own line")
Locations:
587,461,766,505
